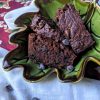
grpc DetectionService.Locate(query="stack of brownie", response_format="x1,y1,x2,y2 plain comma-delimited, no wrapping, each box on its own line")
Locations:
28,4,94,69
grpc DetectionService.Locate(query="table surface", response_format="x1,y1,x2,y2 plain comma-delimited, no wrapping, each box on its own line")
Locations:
0,55,100,100
0,0,100,100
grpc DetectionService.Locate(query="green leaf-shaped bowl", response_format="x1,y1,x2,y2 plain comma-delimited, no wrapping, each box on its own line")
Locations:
3,0,100,83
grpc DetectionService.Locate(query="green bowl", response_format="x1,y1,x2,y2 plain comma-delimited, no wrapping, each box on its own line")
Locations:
3,0,100,83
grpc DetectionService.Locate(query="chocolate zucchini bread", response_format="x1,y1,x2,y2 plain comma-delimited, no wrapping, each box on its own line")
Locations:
28,14,76,68
56,4,94,53
28,4,94,68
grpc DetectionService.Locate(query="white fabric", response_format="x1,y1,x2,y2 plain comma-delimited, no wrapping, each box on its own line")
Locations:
0,49,100,100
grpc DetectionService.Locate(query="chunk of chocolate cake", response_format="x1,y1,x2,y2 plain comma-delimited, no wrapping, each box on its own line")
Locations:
28,14,76,68
56,4,94,54
30,14,61,42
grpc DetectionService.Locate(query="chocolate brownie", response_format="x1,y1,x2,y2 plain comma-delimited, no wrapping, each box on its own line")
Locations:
30,14,61,42
28,14,76,68
56,4,94,53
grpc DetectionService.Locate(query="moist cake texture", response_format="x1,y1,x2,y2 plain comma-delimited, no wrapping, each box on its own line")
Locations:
56,4,94,53
28,14,76,68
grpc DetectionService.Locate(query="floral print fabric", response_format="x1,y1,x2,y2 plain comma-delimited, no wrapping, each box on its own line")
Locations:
0,0,31,51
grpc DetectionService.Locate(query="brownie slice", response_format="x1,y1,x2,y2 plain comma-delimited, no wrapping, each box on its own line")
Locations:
30,14,61,42
56,4,94,54
28,14,76,68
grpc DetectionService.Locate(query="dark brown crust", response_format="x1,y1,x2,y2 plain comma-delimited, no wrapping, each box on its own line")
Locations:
56,4,94,53
29,14,76,68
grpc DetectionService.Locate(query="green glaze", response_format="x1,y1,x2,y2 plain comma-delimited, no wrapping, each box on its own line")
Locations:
92,34,100,51
23,60,53,82
58,47,100,82
3,0,100,82
36,0,64,19
73,0,89,15
91,6,100,36
35,0,89,19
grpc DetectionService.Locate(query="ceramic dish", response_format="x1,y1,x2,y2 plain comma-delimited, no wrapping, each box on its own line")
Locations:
3,0,100,83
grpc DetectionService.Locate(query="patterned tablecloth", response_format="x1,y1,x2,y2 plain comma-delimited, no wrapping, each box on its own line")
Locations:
0,0,31,51
0,1,100,100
